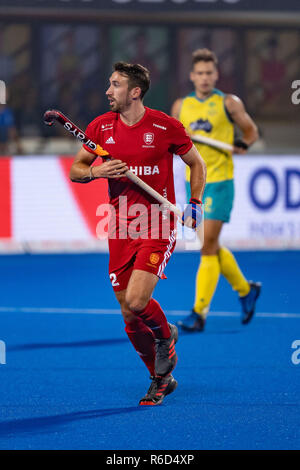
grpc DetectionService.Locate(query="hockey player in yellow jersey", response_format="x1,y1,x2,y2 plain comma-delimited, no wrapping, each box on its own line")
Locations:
172,48,261,331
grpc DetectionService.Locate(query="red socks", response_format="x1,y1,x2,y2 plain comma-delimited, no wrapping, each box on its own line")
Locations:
138,299,171,340
125,317,156,376
124,298,170,376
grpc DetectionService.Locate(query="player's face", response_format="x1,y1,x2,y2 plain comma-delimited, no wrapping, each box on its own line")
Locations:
106,72,133,112
190,61,218,96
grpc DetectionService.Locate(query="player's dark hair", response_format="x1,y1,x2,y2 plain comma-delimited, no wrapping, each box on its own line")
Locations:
113,62,150,99
192,49,218,68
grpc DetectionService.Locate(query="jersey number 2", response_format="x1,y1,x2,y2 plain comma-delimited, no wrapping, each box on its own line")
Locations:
109,273,120,287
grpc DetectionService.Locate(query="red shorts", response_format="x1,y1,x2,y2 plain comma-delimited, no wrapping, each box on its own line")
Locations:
108,230,176,292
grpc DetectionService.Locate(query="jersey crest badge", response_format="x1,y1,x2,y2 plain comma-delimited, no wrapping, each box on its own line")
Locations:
149,253,160,265
143,132,154,145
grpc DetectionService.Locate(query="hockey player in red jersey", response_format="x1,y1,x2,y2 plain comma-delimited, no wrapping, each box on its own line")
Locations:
70,62,206,405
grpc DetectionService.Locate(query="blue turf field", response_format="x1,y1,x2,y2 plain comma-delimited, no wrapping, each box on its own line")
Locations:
0,251,299,450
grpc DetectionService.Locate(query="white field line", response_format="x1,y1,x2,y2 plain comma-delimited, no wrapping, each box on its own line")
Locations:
0,307,299,319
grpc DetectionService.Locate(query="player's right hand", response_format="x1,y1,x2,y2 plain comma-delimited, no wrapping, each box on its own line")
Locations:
92,159,128,179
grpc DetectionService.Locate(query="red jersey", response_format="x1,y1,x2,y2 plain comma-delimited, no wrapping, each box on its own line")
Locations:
83,107,192,238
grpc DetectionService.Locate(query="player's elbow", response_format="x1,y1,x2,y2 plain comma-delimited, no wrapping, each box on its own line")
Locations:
249,124,259,144
69,167,77,182
254,126,260,142
69,165,83,183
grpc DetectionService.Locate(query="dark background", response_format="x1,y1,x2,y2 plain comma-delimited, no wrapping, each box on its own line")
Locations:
0,0,299,148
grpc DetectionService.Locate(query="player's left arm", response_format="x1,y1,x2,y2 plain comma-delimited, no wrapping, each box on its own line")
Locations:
225,94,259,154
180,145,207,228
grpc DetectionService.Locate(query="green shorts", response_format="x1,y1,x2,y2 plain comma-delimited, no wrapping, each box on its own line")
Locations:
186,179,234,223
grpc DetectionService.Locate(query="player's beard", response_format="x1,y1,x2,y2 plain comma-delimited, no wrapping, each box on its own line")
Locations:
109,93,131,113
108,99,117,112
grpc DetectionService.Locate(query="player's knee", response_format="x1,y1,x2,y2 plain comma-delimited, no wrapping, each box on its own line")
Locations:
115,294,137,322
125,293,148,314
121,309,137,323
202,236,219,255
204,233,217,246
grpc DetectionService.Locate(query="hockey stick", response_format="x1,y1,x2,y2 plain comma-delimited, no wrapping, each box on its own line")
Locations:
44,109,204,243
43,109,183,218
191,134,234,152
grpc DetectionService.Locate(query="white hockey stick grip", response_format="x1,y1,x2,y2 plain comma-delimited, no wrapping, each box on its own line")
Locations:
191,134,234,152
124,170,182,218
124,170,204,247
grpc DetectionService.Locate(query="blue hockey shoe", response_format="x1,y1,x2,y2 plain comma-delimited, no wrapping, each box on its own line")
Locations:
177,310,206,332
239,281,261,325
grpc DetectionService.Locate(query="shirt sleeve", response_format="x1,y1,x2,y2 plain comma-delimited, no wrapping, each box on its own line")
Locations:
168,117,193,156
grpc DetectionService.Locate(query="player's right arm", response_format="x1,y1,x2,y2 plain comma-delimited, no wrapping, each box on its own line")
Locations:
181,144,206,203
169,101,206,228
170,98,183,120
69,147,128,183
180,145,206,228
171,98,193,139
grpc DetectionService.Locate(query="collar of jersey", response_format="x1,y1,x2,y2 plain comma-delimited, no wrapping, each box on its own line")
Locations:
189,88,222,103
118,107,149,129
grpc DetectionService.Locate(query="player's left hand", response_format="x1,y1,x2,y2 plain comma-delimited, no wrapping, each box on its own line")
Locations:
234,138,248,155
182,198,203,229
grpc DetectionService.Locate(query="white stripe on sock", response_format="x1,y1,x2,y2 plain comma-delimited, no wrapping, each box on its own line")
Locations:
157,229,176,278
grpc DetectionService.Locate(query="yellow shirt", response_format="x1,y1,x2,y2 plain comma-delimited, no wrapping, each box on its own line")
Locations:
179,89,234,183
